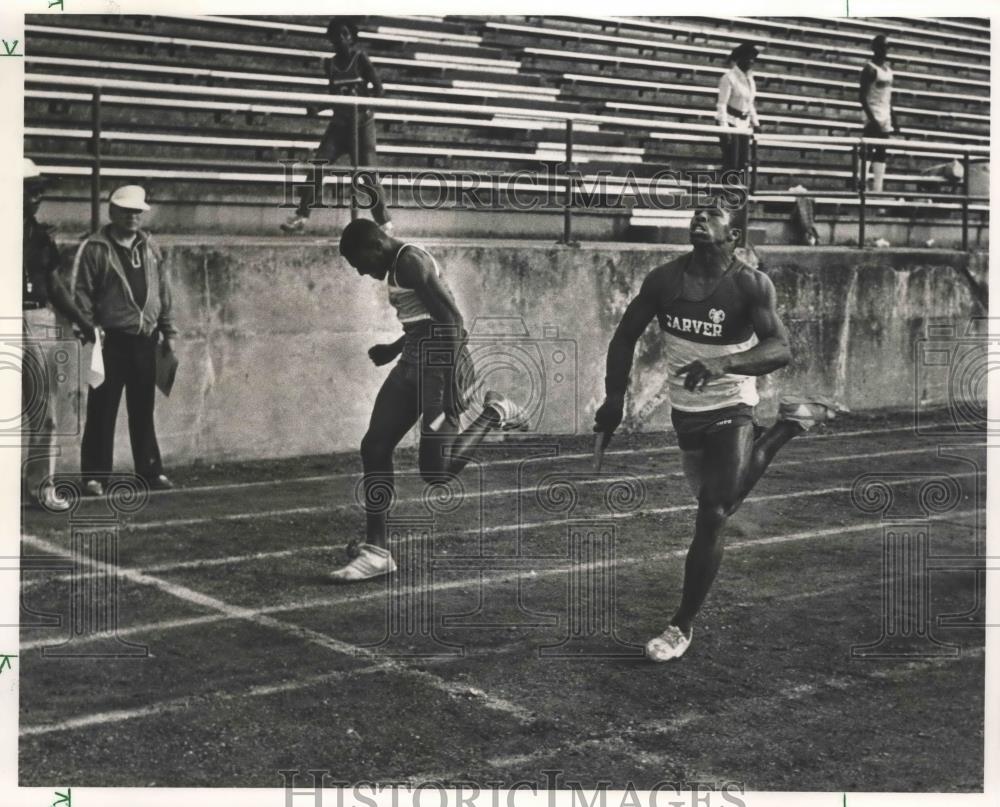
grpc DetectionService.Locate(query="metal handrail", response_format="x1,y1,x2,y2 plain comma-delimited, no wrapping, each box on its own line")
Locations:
25,73,989,249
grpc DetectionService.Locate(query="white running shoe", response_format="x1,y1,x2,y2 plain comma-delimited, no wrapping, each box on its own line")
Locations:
483,390,529,431
280,214,307,234
646,625,693,662
778,395,849,431
380,221,395,236
330,544,397,583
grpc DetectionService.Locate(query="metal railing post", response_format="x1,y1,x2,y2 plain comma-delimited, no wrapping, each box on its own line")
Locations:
90,89,102,233
562,118,574,244
858,140,867,248
350,103,359,221
961,151,971,251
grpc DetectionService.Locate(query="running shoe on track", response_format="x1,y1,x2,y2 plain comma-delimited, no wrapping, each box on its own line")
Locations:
330,544,397,583
645,625,693,662
484,390,530,431
778,395,849,431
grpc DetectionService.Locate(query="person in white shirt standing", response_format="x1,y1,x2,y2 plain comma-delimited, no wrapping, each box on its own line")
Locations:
716,42,761,179
859,34,895,194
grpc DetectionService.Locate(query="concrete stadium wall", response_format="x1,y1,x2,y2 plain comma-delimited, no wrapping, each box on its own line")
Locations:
49,241,987,470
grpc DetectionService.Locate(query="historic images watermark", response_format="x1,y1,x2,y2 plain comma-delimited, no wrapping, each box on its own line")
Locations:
278,771,748,807
279,164,750,214
349,317,649,659
1,316,83,443
19,475,151,658
848,317,994,658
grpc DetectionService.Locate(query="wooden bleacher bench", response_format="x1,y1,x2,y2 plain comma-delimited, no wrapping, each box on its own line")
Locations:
560,72,987,135
709,15,989,58
27,21,987,133
556,15,989,78
23,14,990,241
527,20,990,93
520,46,987,126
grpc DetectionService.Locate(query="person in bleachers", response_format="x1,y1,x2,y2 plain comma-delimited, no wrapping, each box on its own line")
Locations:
282,16,393,235
859,34,895,194
716,42,761,180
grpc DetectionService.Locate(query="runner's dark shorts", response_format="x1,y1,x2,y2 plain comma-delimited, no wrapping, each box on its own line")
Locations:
388,320,477,431
671,403,755,451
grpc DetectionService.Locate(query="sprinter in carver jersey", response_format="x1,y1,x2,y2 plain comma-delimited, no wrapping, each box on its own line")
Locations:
594,202,842,661
332,219,527,582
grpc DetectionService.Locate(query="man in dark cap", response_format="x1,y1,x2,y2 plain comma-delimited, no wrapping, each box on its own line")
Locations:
22,158,95,510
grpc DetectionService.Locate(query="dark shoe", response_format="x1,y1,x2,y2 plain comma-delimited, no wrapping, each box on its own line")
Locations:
147,474,175,491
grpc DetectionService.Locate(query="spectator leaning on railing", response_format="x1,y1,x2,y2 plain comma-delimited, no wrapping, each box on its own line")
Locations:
716,42,761,179
859,34,896,194
282,16,394,235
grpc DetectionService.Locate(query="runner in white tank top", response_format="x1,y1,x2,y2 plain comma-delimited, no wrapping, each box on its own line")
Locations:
595,201,845,661
331,220,529,582
859,35,895,193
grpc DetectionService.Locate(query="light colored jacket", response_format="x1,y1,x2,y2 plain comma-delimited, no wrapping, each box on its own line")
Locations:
73,226,177,338
716,66,759,129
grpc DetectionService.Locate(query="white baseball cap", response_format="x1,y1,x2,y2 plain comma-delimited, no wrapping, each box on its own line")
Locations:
108,185,151,211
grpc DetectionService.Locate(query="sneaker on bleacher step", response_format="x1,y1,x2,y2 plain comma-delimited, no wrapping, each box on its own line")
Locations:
280,215,307,235
380,221,395,236
778,395,848,431
483,390,529,431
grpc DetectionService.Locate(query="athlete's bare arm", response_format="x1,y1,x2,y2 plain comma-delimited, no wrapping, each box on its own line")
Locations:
395,249,464,329
595,266,666,433
859,63,876,124
358,52,384,97
368,335,405,366
676,269,791,391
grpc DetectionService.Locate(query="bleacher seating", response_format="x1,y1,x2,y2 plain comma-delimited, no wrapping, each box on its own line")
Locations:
23,13,989,244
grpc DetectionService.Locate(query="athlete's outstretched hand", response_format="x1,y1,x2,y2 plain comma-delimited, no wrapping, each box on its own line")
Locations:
594,394,625,435
368,342,402,366
676,357,729,392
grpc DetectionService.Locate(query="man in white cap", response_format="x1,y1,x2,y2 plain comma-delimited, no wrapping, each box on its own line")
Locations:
22,158,96,510
73,185,177,495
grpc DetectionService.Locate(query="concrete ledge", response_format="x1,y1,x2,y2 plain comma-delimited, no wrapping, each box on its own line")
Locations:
48,240,987,469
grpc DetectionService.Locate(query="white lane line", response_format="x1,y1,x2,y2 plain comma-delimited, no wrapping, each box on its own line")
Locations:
19,529,984,739
412,645,986,784
125,444,952,532
20,446,968,590
467,469,983,536
20,506,983,654
20,669,358,737
129,421,958,500
19,533,536,726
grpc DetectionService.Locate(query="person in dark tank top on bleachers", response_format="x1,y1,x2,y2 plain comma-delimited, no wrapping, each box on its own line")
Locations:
282,16,394,235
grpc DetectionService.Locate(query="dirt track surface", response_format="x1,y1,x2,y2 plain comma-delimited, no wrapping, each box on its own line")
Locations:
19,410,986,791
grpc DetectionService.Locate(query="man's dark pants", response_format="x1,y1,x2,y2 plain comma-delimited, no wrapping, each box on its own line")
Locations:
81,330,163,481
